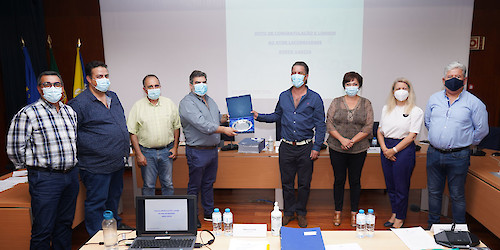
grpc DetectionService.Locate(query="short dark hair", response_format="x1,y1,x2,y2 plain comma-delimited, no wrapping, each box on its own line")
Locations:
142,74,160,86
292,61,309,75
37,71,63,86
189,70,207,84
85,60,107,77
342,71,363,88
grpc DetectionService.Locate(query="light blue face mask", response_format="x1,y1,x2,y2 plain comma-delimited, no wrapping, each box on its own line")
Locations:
147,88,161,100
95,78,111,92
193,83,207,96
345,86,359,96
291,74,306,88
42,86,63,104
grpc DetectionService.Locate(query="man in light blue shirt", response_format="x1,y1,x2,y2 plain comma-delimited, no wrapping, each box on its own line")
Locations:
424,61,488,227
179,70,236,227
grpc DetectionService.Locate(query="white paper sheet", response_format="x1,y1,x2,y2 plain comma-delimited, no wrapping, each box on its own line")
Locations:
0,176,28,192
391,227,443,250
12,170,28,177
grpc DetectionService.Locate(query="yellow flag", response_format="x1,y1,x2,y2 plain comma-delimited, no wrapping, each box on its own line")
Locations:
73,47,85,97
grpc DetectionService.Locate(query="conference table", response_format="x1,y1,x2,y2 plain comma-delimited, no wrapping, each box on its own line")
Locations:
132,143,429,198
79,229,487,249
466,149,500,238
132,143,500,238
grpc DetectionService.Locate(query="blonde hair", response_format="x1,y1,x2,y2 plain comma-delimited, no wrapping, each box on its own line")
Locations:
385,77,416,114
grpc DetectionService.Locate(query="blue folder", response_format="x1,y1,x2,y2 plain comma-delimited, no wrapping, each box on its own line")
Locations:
280,227,325,250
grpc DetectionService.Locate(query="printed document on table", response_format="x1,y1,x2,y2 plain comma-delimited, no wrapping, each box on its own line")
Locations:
391,227,442,250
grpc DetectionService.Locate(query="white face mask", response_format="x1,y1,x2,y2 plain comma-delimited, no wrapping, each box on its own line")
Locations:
193,83,207,96
94,78,111,92
147,88,161,100
42,86,63,104
291,74,305,88
394,89,409,101
345,86,359,96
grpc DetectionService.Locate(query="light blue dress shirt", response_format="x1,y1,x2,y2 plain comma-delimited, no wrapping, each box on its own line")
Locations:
424,90,488,150
179,92,221,147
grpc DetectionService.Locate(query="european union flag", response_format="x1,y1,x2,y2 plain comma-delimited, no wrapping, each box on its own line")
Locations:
23,46,39,104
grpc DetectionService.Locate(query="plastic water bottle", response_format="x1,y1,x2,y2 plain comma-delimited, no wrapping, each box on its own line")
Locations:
271,202,282,236
371,137,378,147
268,136,274,152
212,208,222,236
223,208,233,236
366,209,375,237
356,209,366,238
102,210,117,250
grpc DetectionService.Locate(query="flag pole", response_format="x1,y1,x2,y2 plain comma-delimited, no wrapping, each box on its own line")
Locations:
47,35,52,49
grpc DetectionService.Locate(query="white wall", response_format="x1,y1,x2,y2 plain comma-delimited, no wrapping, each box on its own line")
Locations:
100,0,474,141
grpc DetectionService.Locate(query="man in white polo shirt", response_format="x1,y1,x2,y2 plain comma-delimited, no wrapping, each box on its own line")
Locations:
128,74,181,195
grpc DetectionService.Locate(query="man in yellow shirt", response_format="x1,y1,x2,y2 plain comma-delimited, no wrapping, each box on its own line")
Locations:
128,74,181,195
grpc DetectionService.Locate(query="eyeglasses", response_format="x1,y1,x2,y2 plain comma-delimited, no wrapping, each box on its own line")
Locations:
145,84,161,89
39,82,62,88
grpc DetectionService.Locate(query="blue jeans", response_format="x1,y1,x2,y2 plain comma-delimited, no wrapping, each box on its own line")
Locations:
185,146,218,216
79,168,124,236
140,143,174,196
28,167,79,250
427,146,470,225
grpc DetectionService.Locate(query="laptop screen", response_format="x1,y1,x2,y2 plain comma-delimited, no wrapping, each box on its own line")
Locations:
135,195,197,236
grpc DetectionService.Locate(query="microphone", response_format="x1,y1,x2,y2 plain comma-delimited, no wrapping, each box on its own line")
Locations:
409,204,479,248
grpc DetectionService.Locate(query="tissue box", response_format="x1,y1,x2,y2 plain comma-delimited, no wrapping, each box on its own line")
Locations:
238,138,265,153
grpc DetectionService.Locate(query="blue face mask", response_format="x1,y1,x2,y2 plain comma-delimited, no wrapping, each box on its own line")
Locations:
42,86,63,104
291,74,306,88
444,77,464,91
147,88,161,100
345,86,359,96
193,83,207,96
95,78,111,92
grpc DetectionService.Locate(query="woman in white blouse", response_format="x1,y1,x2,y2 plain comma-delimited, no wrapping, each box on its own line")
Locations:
377,77,423,228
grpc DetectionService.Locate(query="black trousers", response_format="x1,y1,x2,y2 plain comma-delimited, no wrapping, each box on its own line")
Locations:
279,142,314,216
329,149,367,212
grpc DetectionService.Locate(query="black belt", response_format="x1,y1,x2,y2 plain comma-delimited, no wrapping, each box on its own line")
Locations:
430,144,470,154
187,145,217,150
27,165,75,174
144,142,174,150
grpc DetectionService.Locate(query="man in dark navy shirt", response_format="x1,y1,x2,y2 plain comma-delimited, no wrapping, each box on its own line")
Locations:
68,61,130,236
253,61,326,228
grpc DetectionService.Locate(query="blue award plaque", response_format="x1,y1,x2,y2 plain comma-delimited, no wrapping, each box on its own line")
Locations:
226,94,254,133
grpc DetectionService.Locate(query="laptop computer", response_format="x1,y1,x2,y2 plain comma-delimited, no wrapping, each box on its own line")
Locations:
130,195,198,250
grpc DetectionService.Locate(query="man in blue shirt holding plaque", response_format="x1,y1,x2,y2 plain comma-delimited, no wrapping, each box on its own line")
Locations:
253,61,326,228
68,61,131,236
425,61,488,227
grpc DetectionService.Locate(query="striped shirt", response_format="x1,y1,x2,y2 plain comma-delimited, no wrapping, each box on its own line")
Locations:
7,98,78,170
